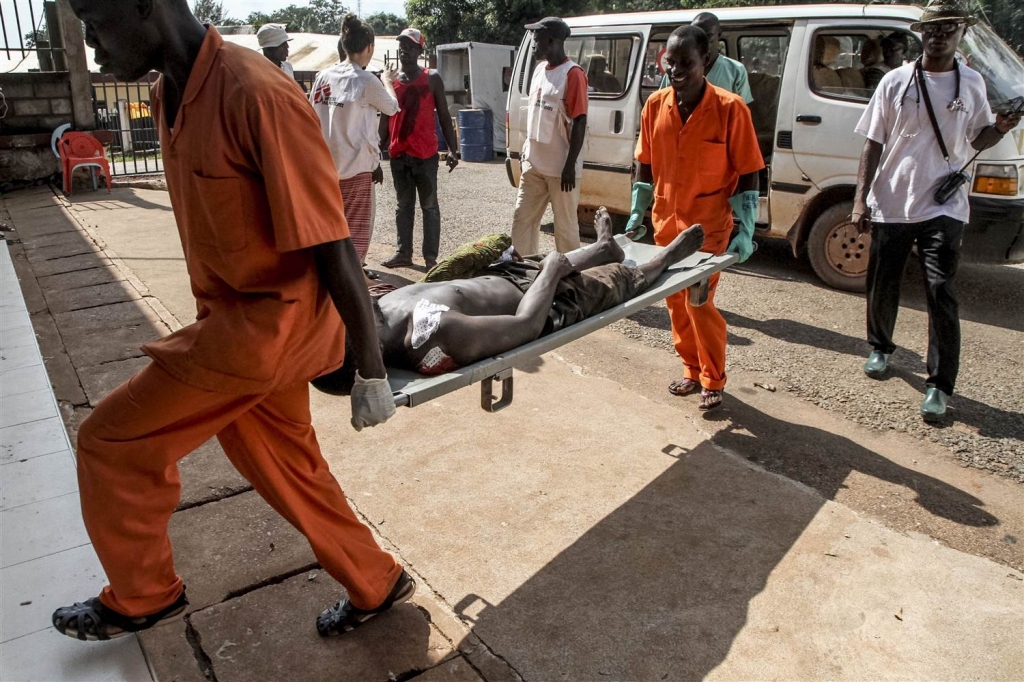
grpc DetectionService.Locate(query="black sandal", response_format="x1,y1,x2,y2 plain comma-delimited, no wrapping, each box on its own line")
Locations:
668,378,701,396
317,570,416,637
52,589,189,641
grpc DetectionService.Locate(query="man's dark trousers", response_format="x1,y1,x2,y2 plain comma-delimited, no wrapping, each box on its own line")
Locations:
391,153,441,262
866,215,963,395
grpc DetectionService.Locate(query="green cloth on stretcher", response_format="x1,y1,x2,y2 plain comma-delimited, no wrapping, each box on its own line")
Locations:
421,233,513,283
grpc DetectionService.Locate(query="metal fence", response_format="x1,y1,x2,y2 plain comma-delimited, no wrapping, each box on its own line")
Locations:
91,73,163,176
87,52,432,177
1,0,67,71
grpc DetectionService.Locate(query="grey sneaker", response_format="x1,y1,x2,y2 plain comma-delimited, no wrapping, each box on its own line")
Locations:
920,387,949,423
863,350,891,379
316,570,416,637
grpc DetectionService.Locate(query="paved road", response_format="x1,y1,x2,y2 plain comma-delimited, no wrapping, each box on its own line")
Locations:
26,182,1020,680
366,159,1024,482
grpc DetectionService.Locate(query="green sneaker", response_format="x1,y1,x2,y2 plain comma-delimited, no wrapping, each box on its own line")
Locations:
920,387,949,423
863,350,890,379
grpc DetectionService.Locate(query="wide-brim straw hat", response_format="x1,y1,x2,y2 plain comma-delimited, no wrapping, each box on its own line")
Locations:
910,0,979,32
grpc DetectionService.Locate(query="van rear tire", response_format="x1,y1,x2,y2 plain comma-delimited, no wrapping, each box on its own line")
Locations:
807,202,870,293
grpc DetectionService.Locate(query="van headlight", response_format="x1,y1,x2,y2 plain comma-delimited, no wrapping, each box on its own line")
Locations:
972,164,1019,196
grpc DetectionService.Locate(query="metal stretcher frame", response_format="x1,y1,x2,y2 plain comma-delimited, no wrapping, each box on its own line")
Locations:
388,236,737,412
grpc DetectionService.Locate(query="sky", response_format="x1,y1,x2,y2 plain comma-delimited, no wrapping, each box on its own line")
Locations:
219,0,407,21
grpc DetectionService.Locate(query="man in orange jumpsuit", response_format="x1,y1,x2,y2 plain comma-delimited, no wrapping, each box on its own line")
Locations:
628,25,763,410
53,0,412,641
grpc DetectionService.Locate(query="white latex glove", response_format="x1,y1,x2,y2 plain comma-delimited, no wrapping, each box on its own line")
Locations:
350,371,395,431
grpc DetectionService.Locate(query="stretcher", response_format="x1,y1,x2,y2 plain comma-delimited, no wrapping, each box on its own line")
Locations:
388,235,737,412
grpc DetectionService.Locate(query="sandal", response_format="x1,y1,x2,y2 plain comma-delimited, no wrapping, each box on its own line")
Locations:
317,569,416,637
52,589,189,641
699,389,723,411
668,378,701,396
382,253,413,269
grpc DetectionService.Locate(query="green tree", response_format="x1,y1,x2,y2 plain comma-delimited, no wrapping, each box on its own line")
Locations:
405,0,589,47
365,12,407,35
247,0,346,34
404,0,1022,55
192,0,240,25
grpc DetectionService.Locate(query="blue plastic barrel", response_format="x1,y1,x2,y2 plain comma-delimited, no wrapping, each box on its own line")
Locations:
458,108,493,162
435,112,448,152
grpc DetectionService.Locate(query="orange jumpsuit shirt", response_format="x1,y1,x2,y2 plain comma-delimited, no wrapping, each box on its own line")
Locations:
147,28,350,394
636,84,764,249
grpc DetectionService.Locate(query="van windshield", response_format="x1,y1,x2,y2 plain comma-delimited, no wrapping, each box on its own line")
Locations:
960,23,1024,108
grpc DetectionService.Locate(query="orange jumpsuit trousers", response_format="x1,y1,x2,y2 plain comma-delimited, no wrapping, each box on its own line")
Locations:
657,225,730,391
76,362,402,617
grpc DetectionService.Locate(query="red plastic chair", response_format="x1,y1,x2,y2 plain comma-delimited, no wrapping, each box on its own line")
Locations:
58,132,113,195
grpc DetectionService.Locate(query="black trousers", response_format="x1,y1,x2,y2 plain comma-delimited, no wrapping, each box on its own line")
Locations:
866,215,963,395
390,154,441,262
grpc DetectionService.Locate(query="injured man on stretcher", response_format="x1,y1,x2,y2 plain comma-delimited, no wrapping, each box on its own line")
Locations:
317,208,703,387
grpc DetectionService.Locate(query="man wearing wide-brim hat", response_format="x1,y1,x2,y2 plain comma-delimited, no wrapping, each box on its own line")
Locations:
851,0,1022,422
257,23,303,89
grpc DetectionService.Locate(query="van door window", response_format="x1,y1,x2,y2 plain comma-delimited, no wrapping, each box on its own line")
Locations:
810,29,920,101
525,35,641,99
738,35,790,163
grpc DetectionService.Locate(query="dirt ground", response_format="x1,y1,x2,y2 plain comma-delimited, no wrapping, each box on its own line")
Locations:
370,159,1024,482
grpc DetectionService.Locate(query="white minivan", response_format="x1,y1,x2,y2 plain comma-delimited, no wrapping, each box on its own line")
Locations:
504,4,1024,291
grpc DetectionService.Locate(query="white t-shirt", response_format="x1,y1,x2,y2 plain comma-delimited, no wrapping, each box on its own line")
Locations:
855,61,994,224
280,60,297,80
310,62,400,180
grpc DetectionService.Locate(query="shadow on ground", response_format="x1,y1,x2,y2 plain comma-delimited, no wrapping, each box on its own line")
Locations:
450,401,998,679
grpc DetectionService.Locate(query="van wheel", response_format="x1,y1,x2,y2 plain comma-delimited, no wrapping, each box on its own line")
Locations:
807,202,870,293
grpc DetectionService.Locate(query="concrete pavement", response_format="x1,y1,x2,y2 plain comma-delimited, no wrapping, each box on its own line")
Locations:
1,185,1022,681
1,227,153,681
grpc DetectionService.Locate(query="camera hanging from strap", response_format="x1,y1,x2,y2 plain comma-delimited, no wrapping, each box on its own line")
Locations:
915,56,960,170
916,57,986,175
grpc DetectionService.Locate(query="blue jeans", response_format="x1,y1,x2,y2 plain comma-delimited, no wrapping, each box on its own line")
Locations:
390,154,440,261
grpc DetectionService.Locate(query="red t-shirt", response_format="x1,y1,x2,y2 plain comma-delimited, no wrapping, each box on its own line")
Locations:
389,69,438,159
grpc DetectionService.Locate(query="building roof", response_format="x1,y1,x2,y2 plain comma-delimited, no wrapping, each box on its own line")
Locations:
1,32,403,75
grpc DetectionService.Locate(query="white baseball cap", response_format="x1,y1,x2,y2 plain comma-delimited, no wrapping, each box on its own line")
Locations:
257,24,291,49
398,28,425,47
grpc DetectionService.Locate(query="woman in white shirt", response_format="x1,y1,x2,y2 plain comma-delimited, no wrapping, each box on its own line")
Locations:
311,15,400,274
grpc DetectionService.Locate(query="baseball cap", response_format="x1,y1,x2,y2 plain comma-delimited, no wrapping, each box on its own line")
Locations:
398,28,425,47
524,17,571,40
257,23,291,49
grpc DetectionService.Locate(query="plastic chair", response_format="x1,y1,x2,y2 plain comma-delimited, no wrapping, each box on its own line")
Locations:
57,131,113,195
50,123,72,158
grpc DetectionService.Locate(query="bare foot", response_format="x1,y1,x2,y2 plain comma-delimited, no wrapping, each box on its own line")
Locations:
594,207,624,263
664,223,704,266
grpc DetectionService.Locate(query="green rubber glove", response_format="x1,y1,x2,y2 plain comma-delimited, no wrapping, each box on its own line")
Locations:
727,190,759,263
625,181,654,241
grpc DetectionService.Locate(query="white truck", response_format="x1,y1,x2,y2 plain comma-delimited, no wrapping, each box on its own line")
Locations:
504,4,1024,291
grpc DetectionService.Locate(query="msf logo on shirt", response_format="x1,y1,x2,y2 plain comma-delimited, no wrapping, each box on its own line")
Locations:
312,81,345,107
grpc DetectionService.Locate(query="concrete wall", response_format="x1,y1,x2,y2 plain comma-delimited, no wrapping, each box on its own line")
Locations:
0,73,75,134
0,0,98,190
0,73,75,190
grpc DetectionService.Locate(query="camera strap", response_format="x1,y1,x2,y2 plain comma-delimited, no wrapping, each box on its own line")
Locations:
916,57,960,168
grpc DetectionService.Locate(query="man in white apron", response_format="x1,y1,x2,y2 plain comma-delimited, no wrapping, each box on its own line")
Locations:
511,16,589,255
